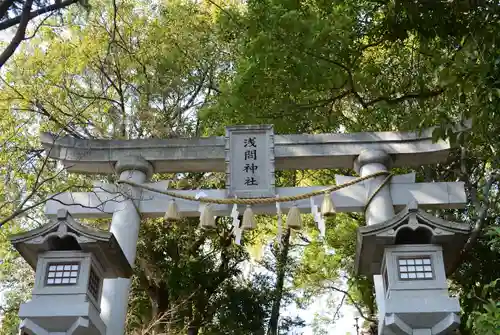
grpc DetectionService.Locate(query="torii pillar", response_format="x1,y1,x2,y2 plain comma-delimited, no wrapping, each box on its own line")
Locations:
40,125,467,335
355,149,395,226
99,156,153,335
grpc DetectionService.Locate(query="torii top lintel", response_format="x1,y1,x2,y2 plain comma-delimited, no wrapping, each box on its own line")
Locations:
40,124,465,175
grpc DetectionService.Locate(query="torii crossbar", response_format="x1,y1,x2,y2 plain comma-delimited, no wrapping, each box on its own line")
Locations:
41,126,453,174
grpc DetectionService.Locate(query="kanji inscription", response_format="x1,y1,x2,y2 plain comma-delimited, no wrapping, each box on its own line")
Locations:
225,125,275,198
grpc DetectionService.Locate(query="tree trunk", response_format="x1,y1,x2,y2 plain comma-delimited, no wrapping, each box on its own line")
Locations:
267,228,292,335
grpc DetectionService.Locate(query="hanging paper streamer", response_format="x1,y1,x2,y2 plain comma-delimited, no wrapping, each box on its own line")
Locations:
318,216,326,239
310,197,326,238
231,202,242,245
276,195,283,248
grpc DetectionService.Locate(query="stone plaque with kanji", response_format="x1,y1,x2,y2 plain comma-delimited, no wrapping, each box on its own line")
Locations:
225,125,275,198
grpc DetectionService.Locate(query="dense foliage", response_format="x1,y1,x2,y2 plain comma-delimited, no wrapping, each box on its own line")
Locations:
0,0,499,334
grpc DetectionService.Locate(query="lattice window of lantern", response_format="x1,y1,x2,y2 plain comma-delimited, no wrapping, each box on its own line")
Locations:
46,263,79,285
398,257,433,280
88,267,100,300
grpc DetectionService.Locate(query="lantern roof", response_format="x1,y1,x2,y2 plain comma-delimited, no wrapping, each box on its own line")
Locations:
10,209,132,278
355,200,471,276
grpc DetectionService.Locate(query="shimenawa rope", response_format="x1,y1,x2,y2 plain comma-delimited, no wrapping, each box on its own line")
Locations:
116,171,393,207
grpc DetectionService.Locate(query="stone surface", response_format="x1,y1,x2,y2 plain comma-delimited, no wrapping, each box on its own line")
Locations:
17,250,107,335
21,314,101,335
378,245,461,335
114,155,154,178
355,149,395,225
335,172,416,185
225,125,275,198
100,167,147,335
354,149,393,173
45,181,466,219
38,123,471,335
355,201,471,276
10,209,132,278
40,125,457,174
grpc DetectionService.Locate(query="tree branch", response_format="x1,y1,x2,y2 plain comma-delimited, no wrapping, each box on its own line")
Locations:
0,0,33,68
325,285,376,323
365,88,445,106
268,228,292,335
0,0,16,20
23,10,57,40
447,171,499,275
333,293,346,321
0,184,74,228
205,0,236,24
0,0,80,31
34,101,84,138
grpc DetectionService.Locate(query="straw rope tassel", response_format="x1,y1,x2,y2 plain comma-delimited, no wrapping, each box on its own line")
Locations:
241,205,256,230
164,199,181,223
286,204,302,230
321,192,336,218
200,204,216,229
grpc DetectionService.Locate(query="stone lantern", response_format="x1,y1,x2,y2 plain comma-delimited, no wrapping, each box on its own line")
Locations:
355,201,471,335
10,209,132,335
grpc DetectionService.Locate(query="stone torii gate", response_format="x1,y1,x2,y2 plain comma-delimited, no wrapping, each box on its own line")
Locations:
40,125,466,335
